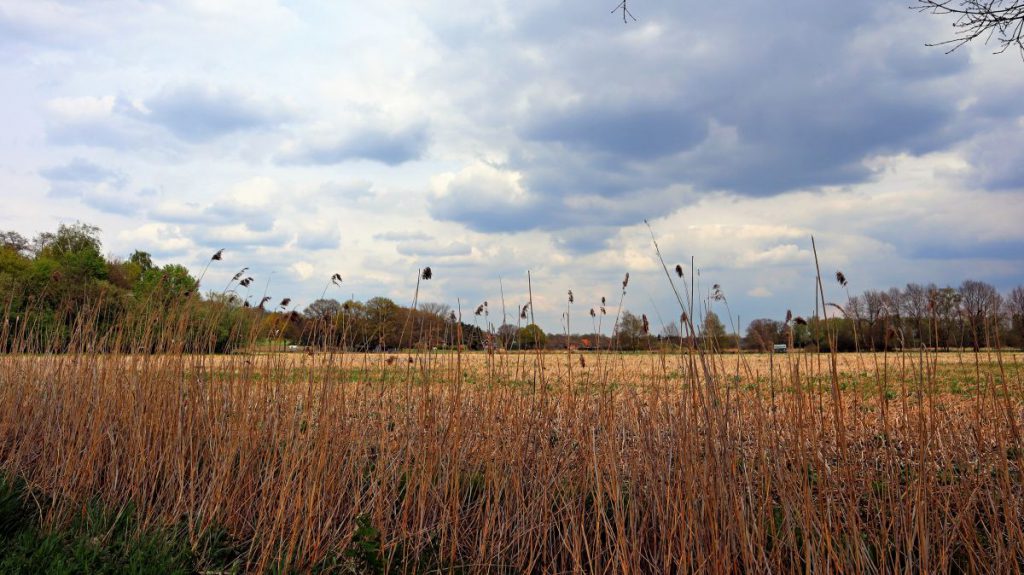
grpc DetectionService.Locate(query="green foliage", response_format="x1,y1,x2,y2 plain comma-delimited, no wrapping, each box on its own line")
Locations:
518,323,547,349
134,264,198,304
128,250,154,272
342,514,385,573
0,475,215,574
37,222,108,282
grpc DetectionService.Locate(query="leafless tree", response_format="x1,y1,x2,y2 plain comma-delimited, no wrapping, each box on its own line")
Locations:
902,283,932,345
1006,286,1024,345
959,279,1001,350
1008,285,1024,318
419,302,452,319
916,0,1024,57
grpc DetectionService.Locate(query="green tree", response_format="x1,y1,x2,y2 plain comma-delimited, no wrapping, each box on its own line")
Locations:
0,231,29,254
135,264,199,305
37,223,107,282
129,250,155,272
365,296,402,350
517,323,547,349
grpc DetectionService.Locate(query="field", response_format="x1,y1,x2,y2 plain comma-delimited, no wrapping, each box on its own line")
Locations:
2,344,1022,573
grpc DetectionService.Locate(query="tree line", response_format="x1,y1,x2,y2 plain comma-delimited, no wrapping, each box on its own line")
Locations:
742,279,1024,352
0,223,484,354
3,223,1022,353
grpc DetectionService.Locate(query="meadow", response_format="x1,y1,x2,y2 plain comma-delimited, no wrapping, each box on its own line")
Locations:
1,226,1022,572
1,326,1022,572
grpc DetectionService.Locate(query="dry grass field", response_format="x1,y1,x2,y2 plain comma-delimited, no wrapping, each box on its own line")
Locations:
2,340,1022,573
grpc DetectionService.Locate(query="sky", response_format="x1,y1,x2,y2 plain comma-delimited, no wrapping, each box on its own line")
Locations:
2,0,1023,335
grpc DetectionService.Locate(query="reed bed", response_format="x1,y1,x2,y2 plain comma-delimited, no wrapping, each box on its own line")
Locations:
1,299,1022,573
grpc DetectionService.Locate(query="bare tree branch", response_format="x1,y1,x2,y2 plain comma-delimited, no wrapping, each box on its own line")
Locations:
611,0,637,23
916,0,1024,57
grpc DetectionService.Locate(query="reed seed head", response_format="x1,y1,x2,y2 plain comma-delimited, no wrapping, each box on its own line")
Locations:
712,284,724,301
421,267,432,280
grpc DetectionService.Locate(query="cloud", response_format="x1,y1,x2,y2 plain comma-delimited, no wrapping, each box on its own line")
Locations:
37,158,148,215
429,163,540,232
280,124,429,166
148,177,279,232
911,239,1024,261
524,105,707,160
5,0,1024,331
416,0,1004,243
318,180,376,201
142,84,287,142
960,119,1024,191
117,223,193,258
551,226,616,254
428,161,691,237
374,231,431,242
190,223,291,250
395,240,472,257
736,244,811,267
44,86,287,149
45,96,162,150
290,261,315,281
39,157,125,186
295,225,342,251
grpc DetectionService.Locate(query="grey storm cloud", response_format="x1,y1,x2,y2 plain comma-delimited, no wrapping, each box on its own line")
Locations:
282,124,429,166
142,85,287,142
524,106,707,160
911,239,1024,262
423,0,1010,243
963,127,1024,191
